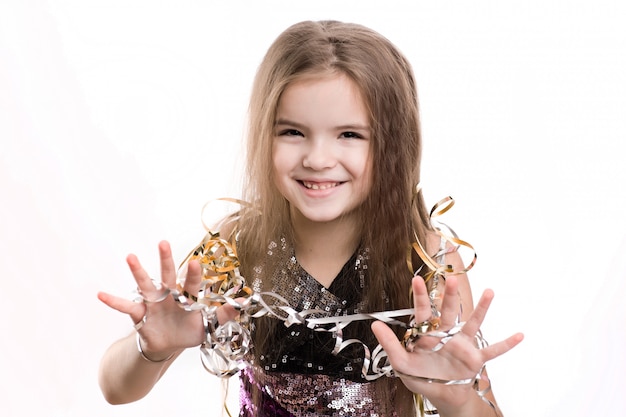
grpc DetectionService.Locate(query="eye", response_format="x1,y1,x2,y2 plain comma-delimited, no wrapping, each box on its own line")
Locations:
339,131,365,139
278,129,304,137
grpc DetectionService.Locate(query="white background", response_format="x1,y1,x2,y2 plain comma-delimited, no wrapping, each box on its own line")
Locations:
1,1,625,416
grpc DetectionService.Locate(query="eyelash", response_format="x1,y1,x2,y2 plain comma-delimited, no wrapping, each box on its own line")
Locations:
340,131,364,139
277,129,364,139
279,129,303,136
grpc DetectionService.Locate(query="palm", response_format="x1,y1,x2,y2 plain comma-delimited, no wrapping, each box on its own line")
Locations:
371,276,523,411
97,241,205,354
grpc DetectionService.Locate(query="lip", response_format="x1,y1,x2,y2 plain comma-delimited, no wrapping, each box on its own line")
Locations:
297,179,344,195
300,180,341,190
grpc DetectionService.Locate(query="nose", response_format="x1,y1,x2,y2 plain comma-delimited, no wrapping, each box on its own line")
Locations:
303,139,336,170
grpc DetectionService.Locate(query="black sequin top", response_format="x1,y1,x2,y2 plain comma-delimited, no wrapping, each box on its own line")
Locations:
238,240,402,417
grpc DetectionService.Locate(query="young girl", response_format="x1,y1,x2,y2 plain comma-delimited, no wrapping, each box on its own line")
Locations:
98,20,523,417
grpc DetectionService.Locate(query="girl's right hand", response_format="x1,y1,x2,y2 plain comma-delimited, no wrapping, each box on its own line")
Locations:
97,240,206,360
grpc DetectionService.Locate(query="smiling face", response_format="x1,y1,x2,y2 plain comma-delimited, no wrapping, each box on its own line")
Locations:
272,74,372,226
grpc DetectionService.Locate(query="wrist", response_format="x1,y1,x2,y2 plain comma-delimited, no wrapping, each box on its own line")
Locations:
435,393,499,417
136,333,175,363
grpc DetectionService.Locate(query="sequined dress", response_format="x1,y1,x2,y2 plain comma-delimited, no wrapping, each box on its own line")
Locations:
238,243,402,417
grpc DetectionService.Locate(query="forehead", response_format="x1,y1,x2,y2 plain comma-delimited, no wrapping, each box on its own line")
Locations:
276,74,369,124
283,70,362,96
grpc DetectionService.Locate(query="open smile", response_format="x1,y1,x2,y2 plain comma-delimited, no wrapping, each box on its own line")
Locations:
299,180,343,190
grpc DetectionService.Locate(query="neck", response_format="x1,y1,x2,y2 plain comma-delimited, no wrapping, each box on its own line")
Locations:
290,209,362,287
292,213,360,255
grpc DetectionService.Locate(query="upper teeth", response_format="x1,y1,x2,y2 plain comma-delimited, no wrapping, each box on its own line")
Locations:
303,181,337,190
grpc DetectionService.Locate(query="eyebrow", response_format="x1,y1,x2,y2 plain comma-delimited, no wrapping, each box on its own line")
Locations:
275,118,370,131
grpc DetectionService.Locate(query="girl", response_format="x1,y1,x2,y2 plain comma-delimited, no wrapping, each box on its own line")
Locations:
98,20,523,417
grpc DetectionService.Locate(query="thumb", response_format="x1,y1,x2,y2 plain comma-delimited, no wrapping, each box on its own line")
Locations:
97,291,145,325
371,321,408,368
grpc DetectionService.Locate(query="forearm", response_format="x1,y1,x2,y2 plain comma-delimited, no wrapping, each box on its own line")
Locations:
98,332,180,404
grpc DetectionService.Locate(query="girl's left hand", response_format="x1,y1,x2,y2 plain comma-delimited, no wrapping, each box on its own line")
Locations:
371,275,523,414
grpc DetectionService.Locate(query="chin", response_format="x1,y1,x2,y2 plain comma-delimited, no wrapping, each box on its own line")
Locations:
300,208,359,225
303,214,340,224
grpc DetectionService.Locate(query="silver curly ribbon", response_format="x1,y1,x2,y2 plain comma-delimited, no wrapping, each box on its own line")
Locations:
131,197,501,415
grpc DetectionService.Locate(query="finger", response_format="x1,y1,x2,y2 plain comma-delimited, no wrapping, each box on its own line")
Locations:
183,259,203,298
216,303,240,325
97,291,145,324
158,240,177,288
412,276,432,322
481,332,524,361
126,254,154,291
371,321,409,370
462,289,494,337
439,275,460,329
216,296,246,324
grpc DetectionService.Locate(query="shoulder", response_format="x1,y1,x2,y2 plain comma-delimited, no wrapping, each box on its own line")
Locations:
424,231,442,257
210,212,241,242
424,230,476,320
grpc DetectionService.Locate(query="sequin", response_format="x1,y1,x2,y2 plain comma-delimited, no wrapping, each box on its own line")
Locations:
240,367,397,417
239,242,403,416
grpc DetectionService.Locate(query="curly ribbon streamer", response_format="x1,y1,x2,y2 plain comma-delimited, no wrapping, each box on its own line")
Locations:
142,196,500,416
409,195,477,284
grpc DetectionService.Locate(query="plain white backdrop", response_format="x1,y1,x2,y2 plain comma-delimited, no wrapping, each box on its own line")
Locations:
1,1,625,416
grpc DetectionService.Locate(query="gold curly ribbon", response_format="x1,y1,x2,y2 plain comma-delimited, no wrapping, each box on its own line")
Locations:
409,194,477,284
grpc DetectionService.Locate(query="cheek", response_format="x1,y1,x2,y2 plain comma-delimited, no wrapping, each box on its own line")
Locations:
272,143,287,171
271,147,290,188
359,153,374,196
354,149,373,183
362,163,374,194
271,144,281,173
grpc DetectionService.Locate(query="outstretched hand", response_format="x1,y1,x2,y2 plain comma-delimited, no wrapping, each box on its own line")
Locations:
97,241,207,359
371,275,523,413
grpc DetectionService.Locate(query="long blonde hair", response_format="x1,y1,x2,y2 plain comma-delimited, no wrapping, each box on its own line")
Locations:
235,20,432,413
